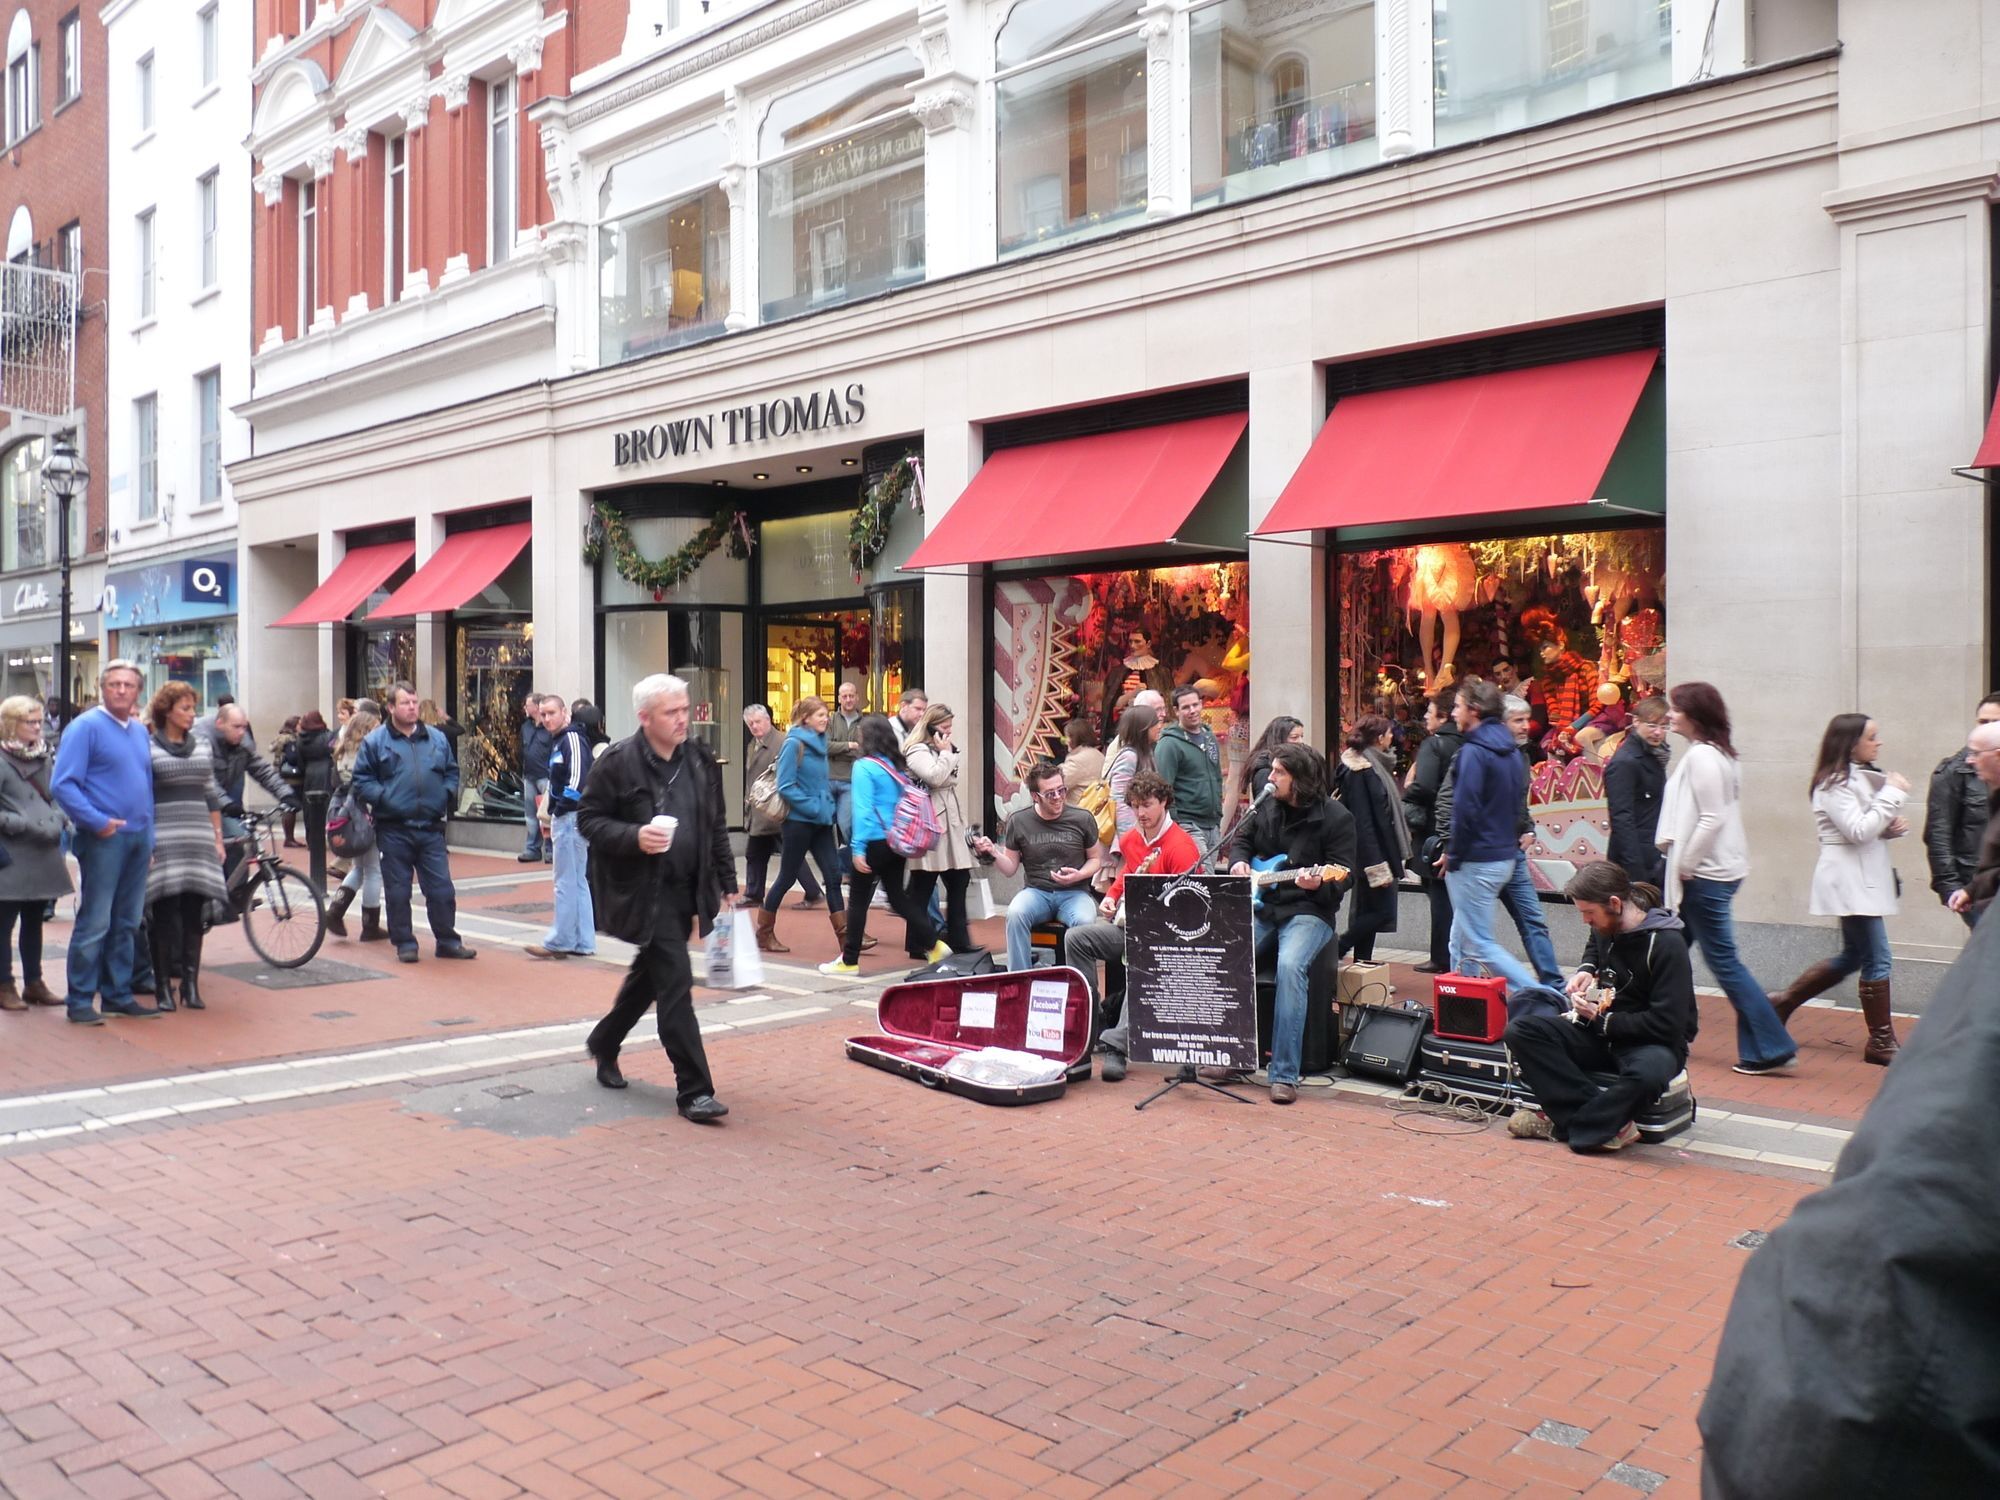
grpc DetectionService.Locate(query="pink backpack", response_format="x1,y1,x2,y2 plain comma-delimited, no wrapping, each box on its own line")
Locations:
873,756,941,858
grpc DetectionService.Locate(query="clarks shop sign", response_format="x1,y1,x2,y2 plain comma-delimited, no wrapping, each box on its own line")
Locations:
613,382,867,468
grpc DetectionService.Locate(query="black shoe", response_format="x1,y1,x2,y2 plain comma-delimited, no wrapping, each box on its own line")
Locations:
679,1094,728,1122
397,946,419,963
66,1008,104,1026
102,998,162,1018
154,981,177,1013
1100,1052,1127,1082
517,852,540,863
592,1052,627,1089
435,944,477,960
1413,960,1449,975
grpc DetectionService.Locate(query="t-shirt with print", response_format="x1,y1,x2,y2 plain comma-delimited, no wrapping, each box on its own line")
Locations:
1003,805,1101,892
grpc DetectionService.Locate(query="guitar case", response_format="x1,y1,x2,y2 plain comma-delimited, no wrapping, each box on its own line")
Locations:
845,967,1093,1106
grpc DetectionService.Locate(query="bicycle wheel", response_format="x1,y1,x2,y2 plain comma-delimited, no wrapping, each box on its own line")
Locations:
242,865,326,969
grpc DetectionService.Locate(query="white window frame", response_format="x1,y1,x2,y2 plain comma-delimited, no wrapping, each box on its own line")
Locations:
197,4,217,91
135,51,153,134
195,369,221,507
135,207,155,319
134,395,159,522
5,47,35,143
57,13,77,105
59,220,79,281
488,75,515,266
197,170,218,288
385,132,407,301
298,178,316,329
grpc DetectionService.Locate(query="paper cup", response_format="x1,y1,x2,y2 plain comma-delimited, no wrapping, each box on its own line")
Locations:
650,814,678,849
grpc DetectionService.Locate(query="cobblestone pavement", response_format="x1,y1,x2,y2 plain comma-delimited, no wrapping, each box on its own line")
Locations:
0,853,1905,1498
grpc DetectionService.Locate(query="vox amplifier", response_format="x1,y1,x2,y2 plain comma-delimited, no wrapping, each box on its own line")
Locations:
1432,973,1509,1044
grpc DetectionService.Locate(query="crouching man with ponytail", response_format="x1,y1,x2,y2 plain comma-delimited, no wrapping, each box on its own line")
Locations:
1505,862,1698,1153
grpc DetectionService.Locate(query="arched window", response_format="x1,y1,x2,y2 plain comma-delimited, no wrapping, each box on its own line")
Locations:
6,9,37,145
6,203,31,262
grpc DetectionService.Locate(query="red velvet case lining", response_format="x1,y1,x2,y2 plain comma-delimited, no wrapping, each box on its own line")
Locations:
859,968,1094,1069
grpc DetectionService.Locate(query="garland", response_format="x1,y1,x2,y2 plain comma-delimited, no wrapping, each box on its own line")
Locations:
585,500,752,597
848,455,923,580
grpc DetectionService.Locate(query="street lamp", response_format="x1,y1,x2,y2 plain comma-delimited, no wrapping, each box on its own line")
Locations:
41,433,87,714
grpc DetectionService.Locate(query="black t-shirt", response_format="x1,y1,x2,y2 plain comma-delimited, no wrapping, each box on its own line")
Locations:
1003,804,1100,891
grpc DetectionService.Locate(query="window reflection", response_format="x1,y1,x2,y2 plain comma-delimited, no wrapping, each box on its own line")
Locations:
1432,0,1672,148
599,128,731,363
996,30,1149,258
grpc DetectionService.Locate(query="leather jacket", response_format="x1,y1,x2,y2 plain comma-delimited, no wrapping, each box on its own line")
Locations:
1923,750,1992,899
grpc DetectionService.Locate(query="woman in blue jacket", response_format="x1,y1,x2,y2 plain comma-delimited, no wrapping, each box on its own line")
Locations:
758,697,853,954
820,716,944,976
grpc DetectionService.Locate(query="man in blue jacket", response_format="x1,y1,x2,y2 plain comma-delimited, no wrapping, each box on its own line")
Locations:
351,682,475,964
1441,679,1539,993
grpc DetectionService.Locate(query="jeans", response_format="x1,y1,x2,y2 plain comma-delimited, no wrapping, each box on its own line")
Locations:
376,821,461,952
1425,867,1453,968
1183,822,1220,870
743,832,820,904
0,899,45,983
1500,850,1564,986
304,792,329,891
1445,859,1540,993
543,813,596,955
1505,1013,1679,1152
1002,886,1098,972
521,776,552,856
763,820,842,915
1678,876,1795,1067
1255,912,1336,1086
340,848,384,906
831,781,855,877
844,840,937,963
68,827,153,1012
1826,914,1894,983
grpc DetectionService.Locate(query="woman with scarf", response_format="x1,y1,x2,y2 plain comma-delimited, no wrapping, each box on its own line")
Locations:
144,682,228,1011
1334,715,1409,962
0,696,71,1008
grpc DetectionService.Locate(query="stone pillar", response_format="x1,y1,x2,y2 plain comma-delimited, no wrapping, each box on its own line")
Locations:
720,87,754,332
916,359,985,820
1140,0,1189,221
413,511,448,711
507,35,544,254
1247,362,1328,746
400,95,431,297
440,75,473,286
912,1,977,278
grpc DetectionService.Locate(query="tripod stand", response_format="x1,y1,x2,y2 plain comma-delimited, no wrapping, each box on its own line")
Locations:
1134,1064,1252,1111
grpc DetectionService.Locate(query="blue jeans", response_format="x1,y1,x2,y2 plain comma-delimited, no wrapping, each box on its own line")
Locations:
340,849,383,906
1826,914,1893,983
1445,859,1541,993
68,828,154,1013
543,813,596,954
1678,875,1795,1067
1003,887,1098,972
376,821,461,952
522,776,551,856
831,781,854,877
1500,851,1564,986
1256,912,1335,1085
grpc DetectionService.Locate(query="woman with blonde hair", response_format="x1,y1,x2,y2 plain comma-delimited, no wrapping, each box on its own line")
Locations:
325,708,386,941
143,681,228,1011
902,702,976,953
0,695,71,1008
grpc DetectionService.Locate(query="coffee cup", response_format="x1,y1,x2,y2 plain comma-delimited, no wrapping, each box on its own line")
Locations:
650,814,678,850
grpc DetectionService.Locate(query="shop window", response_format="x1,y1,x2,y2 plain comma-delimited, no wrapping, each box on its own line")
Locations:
1190,0,1377,207
598,127,730,364
348,555,415,704
1,437,45,572
489,74,515,266
120,624,236,711
757,52,925,323
995,0,1149,258
990,562,1249,820
449,544,533,822
602,608,744,826
1431,0,1670,150
1335,526,1666,891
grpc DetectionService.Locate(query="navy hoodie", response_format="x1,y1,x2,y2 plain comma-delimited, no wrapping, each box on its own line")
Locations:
1446,718,1527,865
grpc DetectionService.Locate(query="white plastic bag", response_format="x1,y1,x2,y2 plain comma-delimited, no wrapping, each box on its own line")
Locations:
703,905,764,990
940,1047,1067,1089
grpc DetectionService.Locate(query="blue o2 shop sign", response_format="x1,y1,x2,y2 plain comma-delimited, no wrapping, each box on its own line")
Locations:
103,557,236,630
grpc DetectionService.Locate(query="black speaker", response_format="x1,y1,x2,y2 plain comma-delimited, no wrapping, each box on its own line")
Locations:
1341,1003,1431,1084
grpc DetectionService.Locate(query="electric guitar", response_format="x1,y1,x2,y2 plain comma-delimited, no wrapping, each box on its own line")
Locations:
1248,854,1350,911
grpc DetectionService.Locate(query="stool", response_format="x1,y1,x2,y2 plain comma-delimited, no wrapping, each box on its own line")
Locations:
1029,922,1068,969
1252,942,1345,1075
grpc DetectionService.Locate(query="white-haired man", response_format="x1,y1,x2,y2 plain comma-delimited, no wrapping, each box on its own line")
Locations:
577,673,736,1122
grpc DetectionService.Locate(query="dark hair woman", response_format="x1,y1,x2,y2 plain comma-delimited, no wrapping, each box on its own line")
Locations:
1238,714,1306,804
271,713,304,847
822,715,943,975
1334,714,1408,963
1105,704,1164,838
571,702,608,747
1660,681,1794,1075
144,681,227,1012
761,694,847,956
1404,688,1465,974
1765,713,1912,1065
294,709,335,891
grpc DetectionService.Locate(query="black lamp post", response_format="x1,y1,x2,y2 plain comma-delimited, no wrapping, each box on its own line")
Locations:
41,434,86,712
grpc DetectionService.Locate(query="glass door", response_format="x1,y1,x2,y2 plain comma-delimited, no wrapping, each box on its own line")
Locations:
763,617,844,727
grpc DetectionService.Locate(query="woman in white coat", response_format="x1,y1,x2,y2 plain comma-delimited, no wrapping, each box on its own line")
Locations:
903,703,977,953
1768,714,1910,1065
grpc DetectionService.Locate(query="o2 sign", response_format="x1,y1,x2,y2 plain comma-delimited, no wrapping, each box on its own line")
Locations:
181,560,232,606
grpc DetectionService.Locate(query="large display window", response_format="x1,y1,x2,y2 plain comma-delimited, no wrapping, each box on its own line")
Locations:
1432,0,1671,149
990,561,1248,821
602,609,745,828
117,623,236,711
447,546,534,822
599,127,730,364
1336,524,1666,890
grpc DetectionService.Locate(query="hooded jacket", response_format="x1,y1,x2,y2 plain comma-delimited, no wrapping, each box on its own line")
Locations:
1603,731,1667,884
774,727,835,825
1446,718,1527,865
1154,721,1223,825
1573,905,1699,1065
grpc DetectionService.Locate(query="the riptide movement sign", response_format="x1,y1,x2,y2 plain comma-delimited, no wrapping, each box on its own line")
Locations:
613,382,867,468
1122,874,1259,1072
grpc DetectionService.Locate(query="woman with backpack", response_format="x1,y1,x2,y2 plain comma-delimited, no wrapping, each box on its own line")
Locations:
903,702,976,954
760,696,850,955
324,708,385,941
821,715,947,976
1766,713,1912,1065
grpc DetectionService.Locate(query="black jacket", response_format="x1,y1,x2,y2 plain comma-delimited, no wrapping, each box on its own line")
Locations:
1333,757,1397,874
1923,749,1991,900
1573,907,1699,1065
1603,733,1666,884
295,728,335,799
578,733,736,945
1226,793,1357,927
1403,726,1462,844
1699,915,2000,1499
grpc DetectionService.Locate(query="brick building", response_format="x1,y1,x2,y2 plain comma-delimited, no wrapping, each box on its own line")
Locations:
1,0,108,704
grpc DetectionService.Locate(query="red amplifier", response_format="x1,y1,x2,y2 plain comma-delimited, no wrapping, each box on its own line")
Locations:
1431,973,1509,1044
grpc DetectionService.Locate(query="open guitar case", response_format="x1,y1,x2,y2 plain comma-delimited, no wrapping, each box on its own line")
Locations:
845,967,1094,1106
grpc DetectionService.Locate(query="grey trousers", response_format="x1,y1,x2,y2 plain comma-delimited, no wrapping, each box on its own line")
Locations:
1065,919,1129,1056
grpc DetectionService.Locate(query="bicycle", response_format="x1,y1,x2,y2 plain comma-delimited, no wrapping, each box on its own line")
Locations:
220,808,327,968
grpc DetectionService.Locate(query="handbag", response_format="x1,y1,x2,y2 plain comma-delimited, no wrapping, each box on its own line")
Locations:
748,764,788,824
1075,777,1118,845
325,782,376,859
1364,861,1395,889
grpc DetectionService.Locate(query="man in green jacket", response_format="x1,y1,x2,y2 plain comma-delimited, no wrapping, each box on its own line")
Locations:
1155,684,1223,862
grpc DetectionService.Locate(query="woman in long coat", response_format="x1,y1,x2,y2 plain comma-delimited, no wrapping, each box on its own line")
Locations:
145,681,228,1012
902,702,977,953
0,695,71,1008
1334,714,1407,963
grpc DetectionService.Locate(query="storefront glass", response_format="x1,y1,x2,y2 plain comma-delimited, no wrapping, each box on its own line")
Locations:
1335,524,1666,889
117,624,236,711
1432,0,1672,149
759,116,925,322
2,640,98,704
996,4,1149,258
449,547,534,821
991,561,1249,820
1190,0,1376,206
598,127,730,364
347,557,415,704
602,608,745,827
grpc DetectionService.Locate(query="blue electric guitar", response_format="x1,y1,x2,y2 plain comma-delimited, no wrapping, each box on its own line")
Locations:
1248,854,1349,911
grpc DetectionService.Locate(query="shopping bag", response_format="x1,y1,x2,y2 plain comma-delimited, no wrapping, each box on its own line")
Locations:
703,906,765,990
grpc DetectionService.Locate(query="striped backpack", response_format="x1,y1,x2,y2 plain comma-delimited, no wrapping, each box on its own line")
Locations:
873,757,941,858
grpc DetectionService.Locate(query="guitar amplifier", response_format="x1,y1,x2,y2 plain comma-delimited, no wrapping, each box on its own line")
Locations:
1432,973,1509,1044
1341,1003,1430,1084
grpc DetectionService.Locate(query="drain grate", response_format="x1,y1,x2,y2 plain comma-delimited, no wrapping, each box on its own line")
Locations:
485,1084,533,1100
211,959,389,990
1730,1230,1770,1251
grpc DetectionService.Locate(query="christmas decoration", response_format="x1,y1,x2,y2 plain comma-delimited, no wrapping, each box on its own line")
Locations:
585,500,753,598
848,455,923,579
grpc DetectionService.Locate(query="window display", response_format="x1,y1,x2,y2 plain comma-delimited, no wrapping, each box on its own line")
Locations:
599,127,730,364
1337,525,1666,890
449,541,534,821
991,563,1248,820
602,608,743,826
117,623,236,712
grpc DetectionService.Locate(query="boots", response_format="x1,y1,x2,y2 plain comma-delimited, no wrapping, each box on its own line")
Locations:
1769,959,1844,1024
150,926,177,1012
1859,977,1898,1065
324,884,356,937
828,908,876,953
359,906,386,942
0,980,21,1012
20,978,59,1006
180,946,205,1011
752,906,789,954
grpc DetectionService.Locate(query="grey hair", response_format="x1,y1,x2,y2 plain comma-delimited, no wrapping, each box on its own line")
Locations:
632,672,689,720
1503,694,1530,716
742,703,772,721
101,658,145,683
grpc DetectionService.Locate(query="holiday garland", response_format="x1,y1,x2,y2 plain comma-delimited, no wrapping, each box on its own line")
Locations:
848,455,923,579
584,499,752,594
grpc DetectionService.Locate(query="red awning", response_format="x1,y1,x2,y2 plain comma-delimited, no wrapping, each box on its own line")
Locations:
905,413,1248,569
1971,393,2000,467
367,522,532,619
1254,350,1660,535
272,541,417,628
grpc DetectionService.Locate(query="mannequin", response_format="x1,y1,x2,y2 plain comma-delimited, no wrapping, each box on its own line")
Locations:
1402,542,1477,689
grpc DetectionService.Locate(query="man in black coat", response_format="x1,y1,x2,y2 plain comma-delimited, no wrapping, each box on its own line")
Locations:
1602,696,1668,885
1923,691,2000,928
1403,687,1462,973
576,672,736,1123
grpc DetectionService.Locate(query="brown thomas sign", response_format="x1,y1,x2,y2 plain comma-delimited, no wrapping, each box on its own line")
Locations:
613,382,867,467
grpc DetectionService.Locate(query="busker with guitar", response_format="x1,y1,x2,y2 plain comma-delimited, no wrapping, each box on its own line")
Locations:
1059,771,1203,1082
1220,743,1358,1104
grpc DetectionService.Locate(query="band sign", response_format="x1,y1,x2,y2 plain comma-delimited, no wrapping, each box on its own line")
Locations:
613,382,867,468
1122,874,1259,1072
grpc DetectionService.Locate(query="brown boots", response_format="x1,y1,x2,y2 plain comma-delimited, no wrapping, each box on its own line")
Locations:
1769,959,1844,1024
1859,978,1899,1066
0,981,21,1012
752,906,789,953
828,909,876,952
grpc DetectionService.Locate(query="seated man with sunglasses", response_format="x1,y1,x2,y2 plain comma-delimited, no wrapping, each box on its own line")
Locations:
972,760,1103,973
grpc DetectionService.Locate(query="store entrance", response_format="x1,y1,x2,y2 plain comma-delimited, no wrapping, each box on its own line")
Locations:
762,609,869,726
